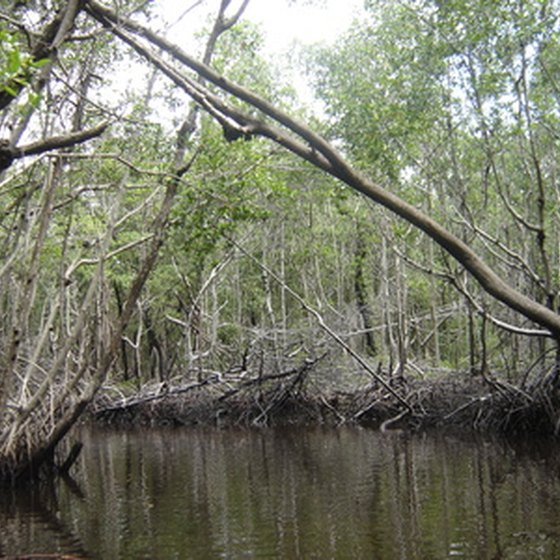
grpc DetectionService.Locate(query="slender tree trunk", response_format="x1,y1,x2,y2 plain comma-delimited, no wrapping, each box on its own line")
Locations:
380,235,396,367
113,281,130,381
428,241,441,366
468,302,476,375
395,253,408,377
354,222,376,356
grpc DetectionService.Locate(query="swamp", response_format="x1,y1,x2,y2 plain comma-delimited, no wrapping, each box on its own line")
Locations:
2,0,560,557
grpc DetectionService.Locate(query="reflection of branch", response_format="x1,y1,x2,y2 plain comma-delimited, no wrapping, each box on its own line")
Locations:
61,471,86,500
0,483,92,559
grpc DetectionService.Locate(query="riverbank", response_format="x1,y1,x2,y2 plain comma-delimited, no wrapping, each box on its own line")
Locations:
91,366,560,436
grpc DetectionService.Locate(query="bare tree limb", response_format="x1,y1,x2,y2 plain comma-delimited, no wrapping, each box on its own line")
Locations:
0,122,109,171
20,121,109,156
227,236,413,411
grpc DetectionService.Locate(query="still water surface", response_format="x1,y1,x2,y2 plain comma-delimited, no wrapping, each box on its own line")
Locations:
1,426,560,559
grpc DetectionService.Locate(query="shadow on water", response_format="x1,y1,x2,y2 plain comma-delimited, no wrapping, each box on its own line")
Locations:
1,426,560,559
0,474,92,559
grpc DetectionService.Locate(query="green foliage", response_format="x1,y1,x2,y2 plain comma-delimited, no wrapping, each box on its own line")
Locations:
302,0,560,373
0,25,47,101
308,6,447,181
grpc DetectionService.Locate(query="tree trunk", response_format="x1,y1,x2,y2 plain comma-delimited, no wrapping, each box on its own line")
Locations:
354,223,376,356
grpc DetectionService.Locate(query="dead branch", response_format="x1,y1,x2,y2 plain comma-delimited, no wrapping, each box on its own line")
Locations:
94,377,219,415
228,237,413,411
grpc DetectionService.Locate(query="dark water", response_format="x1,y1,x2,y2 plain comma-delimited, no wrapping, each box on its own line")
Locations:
1,426,560,559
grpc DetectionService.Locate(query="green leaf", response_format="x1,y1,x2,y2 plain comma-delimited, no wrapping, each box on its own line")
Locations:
31,57,50,69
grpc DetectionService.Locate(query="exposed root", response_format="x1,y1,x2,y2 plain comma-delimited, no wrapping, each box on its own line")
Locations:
91,365,560,437
380,408,410,432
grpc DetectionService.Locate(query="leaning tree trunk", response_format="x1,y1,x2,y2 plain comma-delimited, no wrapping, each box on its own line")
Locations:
0,0,248,481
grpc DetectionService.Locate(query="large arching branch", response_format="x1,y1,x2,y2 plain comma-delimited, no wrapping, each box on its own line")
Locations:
85,0,560,338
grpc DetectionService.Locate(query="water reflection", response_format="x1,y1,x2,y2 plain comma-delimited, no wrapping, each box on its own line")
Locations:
1,427,560,559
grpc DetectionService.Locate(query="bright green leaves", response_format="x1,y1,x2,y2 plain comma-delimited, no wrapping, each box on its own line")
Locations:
210,20,290,105
168,123,270,262
0,26,48,103
308,7,447,183
0,28,28,96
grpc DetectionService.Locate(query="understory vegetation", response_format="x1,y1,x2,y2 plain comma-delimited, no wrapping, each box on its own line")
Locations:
1,0,560,479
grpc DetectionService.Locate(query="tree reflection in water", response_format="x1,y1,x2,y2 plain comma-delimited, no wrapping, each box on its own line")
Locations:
1,427,560,559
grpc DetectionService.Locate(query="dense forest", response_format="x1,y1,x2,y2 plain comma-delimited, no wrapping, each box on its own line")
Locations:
1,0,560,480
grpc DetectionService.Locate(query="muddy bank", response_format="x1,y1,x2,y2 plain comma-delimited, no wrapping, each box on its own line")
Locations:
91,365,560,436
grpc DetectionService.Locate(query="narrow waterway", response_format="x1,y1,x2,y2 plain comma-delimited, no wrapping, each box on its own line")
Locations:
1,426,560,559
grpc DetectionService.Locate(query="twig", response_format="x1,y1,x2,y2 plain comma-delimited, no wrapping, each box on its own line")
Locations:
320,395,346,424
219,356,323,402
443,395,490,420
354,396,386,420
